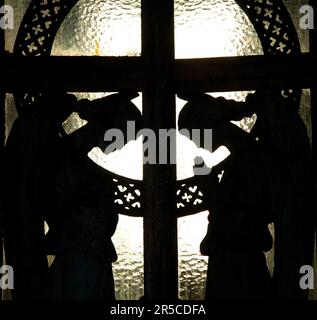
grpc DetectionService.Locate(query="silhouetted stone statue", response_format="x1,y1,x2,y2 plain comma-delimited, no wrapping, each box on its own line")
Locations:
3,92,142,300
3,92,77,300
43,92,142,300
179,91,315,300
248,91,315,300
179,92,273,300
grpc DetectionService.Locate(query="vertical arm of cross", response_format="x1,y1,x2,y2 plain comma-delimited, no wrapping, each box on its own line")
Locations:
141,0,178,299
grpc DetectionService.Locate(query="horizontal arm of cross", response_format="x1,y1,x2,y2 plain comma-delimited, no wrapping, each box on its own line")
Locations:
0,53,316,93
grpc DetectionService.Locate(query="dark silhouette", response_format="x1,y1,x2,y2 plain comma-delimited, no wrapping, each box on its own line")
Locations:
44,92,142,300
178,91,314,300
3,92,142,300
247,91,315,300
3,92,77,300
179,92,273,300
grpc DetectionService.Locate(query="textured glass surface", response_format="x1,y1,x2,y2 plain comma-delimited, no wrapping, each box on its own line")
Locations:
4,94,18,142
52,0,141,56
4,0,32,52
284,0,309,53
111,216,144,300
4,0,309,55
178,212,209,300
175,0,262,58
300,89,312,143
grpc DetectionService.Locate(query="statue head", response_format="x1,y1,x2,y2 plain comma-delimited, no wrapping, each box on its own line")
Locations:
178,92,253,152
74,92,143,152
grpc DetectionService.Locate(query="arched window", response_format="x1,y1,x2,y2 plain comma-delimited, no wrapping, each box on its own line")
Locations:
1,0,316,301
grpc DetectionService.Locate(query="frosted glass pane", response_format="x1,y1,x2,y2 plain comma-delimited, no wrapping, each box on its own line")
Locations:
175,0,263,58
52,0,141,56
4,0,32,52
300,89,312,143
178,212,209,300
111,215,144,300
283,0,309,53
4,0,309,56
4,94,18,143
